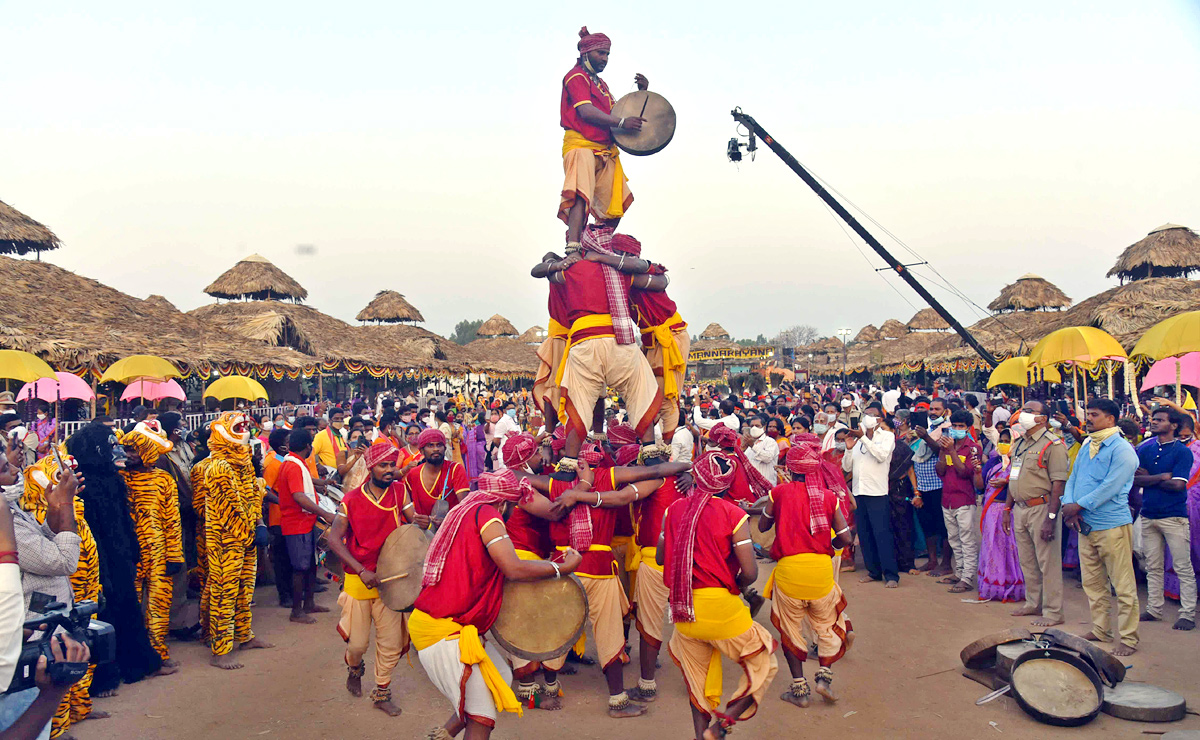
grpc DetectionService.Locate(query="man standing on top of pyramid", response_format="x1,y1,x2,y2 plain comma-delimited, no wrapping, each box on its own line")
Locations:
560,26,650,247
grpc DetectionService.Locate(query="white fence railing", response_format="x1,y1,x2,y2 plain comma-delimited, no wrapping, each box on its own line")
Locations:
58,405,314,438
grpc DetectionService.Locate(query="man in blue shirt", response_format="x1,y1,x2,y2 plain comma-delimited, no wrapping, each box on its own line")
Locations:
1135,407,1196,630
1061,398,1140,656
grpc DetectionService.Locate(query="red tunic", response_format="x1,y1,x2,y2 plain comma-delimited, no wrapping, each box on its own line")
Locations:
663,497,748,596
412,504,506,631
561,261,618,338
507,505,552,559
340,482,403,572
634,476,683,548
725,464,755,505
631,287,686,348
403,461,468,516
275,453,318,536
548,468,618,577
561,63,615,145
547,281,569,327
768,481,838,561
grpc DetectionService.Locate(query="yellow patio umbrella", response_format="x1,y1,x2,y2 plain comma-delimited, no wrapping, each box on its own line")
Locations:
99,354,182,384
987,356,1062,389
1028,326,1126,410
203,375,269,402
0,350,56,383
1130,311,1200,361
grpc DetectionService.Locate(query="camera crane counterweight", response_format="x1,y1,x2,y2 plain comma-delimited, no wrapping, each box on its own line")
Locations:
729,108,997,369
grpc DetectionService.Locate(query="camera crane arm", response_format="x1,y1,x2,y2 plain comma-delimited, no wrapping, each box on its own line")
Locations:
729,108,997,369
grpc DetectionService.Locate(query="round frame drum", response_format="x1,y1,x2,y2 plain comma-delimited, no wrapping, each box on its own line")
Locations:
490,574,588,661
611,91,676,156
375,524,430,612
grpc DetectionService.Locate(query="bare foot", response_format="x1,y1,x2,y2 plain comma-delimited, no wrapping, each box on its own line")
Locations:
210,653,244,670
557,663,577,676
627,686,657,703
1032,617,1064,627
305,604,331,614
815,679,838,703
536,693,563,710
1011,606,1041,617
1111,643,1137,657
83,709,111,720
162,659,180,668
1174,618,1195,631
840,563,856,573
937,575,958,585
374,699,403,716
347,673,362,697
702,722,728,740
916,560,937,573
239,637,274,650
94,689,119,698
929,566,953,578
857,575,880,584
948,581,973,593
150,664,179,677
781,689,810,708
1139,612,1161,622
1081,631,1105,642
884,580,899,589
607,701,647,718
907,569,924,576
290,613,318,624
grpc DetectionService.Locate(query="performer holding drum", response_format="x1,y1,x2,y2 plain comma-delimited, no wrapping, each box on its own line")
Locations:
325,440,412,717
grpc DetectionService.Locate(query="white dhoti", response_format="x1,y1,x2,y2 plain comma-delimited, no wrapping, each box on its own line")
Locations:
417,637,514,727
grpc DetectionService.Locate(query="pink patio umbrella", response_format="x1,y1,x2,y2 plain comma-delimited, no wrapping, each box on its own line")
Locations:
1141,353,1200,392
16,371,95,402
121,379,186,403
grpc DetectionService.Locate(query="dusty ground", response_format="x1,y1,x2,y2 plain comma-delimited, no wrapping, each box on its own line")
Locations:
74,564,1200,740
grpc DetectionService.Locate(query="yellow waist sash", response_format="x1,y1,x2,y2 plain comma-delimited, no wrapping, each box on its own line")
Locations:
563,130,627,218
641,312,688,399
555,314,617,424
674,588,754,710
763,553,835,601
548,318,569,339
343,572,379,600
408,608,522,718
611,534,640,572
638,545,662,573
556,544,616,579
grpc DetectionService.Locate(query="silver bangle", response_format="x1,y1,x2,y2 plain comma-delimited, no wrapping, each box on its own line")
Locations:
618,117,625,128
551,561,561,578
835,526,851,536
593,492,603,508
734,538,752,547
617,255,625,271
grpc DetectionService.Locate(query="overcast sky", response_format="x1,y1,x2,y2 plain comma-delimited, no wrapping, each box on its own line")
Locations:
3,1,1198,342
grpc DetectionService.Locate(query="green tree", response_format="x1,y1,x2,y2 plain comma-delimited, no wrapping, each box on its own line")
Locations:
735,334,768,347
450,318,484,345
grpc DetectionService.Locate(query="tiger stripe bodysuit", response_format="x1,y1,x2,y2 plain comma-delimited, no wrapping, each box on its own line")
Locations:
119,423,182,662
21,452,101,739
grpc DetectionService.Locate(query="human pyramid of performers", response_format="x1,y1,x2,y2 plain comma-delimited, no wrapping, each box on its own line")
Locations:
330,28,856,740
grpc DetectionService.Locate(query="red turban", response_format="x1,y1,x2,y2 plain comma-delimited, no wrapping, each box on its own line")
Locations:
502,432,538,469
363,440,400,469
577,26,611,54
607,423,637,446
706,423,739,449
615,443,640,467
785,442,832,535
669,452,737,623
416,428,446,449
579,442,603,467
706,423,774,498
611,233,642,257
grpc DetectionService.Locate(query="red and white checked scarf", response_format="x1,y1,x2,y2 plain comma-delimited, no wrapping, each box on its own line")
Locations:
785,442,832,536
563,444,605,551
668,451,737,623
581,225,636,345
422,469,532,587
706,423,774,499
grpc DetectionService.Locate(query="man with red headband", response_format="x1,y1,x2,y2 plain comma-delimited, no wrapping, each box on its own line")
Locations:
402,429,469,528
527,443,689,719
532,226,669,474
760,442,854,709
326,441,411,717
560,26,649,245
705,424,773,505
659,452,778,740
409,470,583,740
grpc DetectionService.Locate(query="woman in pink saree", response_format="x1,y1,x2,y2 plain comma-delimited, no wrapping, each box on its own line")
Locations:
977,430,1025,603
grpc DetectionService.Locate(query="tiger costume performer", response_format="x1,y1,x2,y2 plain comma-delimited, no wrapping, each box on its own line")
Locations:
21,451,105,738
193,412,270,668
120,422,183,664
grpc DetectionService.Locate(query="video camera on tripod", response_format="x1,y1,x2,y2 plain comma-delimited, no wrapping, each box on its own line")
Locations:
5,594,115,695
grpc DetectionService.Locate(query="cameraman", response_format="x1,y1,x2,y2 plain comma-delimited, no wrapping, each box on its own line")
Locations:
0,484,90,740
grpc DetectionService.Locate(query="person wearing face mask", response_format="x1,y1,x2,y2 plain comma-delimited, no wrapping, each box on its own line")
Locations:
30,405,56,454
312,409,350,471
818,404,845,454
935,410,982,594
911,398,954,578
977,428,1026,604
742,415,780,487
1001,400,1069,626
836,397,860,430
490,402,521,472
842,405,899,587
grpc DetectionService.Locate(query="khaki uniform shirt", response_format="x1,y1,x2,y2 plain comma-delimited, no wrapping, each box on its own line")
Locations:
1008,426,1069,503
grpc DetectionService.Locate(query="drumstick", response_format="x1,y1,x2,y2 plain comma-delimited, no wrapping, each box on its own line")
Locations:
638,93,649,119
379,572,409,584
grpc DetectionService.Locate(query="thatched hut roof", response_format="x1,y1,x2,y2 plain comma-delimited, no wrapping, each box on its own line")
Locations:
0,201,61,256
518,326,547,344
356,324,476,372
355,290,424,323
204,254,308,302
987,273,1072,313
806,337,845,354
699,323,730,340
852,324,882,344
0,256,309,369
142,294,178,312
879,319,909,339
476,314,519,338
1107,224,1200,284
465,337,540,373
906,308,950,331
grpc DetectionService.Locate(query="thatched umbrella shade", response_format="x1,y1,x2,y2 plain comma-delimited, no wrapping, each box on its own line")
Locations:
987,273,1072,313
880,318,909,339
699,323,730,340
1107,224,1200,284
907,308,950,331
476,314,519,338
852,324,883,343
0,200,61,257
355,290,425,323
204,253,308,302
